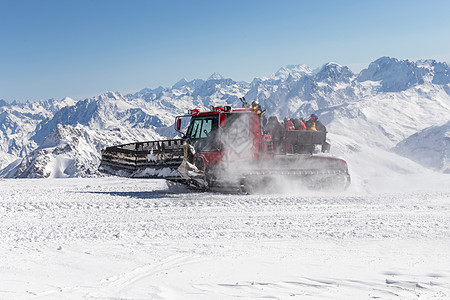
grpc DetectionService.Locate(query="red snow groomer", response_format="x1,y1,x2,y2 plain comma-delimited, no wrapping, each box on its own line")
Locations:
99,99,350,192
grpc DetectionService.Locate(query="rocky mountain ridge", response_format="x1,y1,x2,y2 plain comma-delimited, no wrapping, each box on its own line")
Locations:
1,56,449,177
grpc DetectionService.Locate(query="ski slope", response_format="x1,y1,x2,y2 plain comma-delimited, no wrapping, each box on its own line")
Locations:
1,176,449,299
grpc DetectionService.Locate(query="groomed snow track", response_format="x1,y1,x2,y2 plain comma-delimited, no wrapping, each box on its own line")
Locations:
0,177,449,299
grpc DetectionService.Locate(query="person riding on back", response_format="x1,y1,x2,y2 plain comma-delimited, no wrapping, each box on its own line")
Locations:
307,121,317,131
305,114,317,131
306,113,326,132
266,116,284,153
293,118,306,130
284,117,295,131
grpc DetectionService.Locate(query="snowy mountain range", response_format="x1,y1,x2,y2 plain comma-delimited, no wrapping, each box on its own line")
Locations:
1,56,449,178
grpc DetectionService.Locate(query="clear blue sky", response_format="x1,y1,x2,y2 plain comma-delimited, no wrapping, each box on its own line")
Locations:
1,0,449,102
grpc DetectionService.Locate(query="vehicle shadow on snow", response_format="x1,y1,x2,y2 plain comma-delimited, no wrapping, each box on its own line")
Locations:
78,182,195,199
80,190,176,199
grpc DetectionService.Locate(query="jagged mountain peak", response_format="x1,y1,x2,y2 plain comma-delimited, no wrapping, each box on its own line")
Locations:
38,123,78,149
207,72,224,80
38,97,77,113
360,56,414,75
416,59,437,68
273,64,313,80
98,91,123,100
357,57,428,92
374,56,399,65
61,97,76,105
286,64,312,72
0,99,9,107
315,62,354,84
134,86,166,99
321,62,342,68
172,78,189,89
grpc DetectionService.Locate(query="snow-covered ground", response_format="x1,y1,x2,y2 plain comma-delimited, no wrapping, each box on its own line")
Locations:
1,175,449,299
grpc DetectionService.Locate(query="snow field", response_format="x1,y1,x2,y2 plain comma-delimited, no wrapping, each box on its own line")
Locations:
0,177,449,299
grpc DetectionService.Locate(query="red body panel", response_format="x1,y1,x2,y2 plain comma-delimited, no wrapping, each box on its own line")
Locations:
198,151,227,167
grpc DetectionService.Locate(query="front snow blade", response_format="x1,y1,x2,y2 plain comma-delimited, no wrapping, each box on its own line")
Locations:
99,139,184,179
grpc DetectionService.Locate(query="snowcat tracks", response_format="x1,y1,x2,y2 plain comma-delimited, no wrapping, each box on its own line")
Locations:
238,169,350,194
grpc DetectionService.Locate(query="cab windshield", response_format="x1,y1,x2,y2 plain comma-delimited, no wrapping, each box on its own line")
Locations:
186,116,219,139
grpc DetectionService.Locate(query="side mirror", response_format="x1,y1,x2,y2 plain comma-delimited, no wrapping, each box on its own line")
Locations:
175,118,182,131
